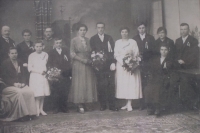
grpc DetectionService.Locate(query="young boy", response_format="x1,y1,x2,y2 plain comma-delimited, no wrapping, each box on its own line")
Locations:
48,38,71,114
144,44,173,117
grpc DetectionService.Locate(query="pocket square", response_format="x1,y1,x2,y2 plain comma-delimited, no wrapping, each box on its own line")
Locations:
187,42,190,47
145,42,148,49
108,41,113,52
64,55,68,61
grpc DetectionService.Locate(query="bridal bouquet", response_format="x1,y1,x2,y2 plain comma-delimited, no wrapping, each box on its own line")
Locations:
122,54,141,75
91,51,107,71
46,67,62,82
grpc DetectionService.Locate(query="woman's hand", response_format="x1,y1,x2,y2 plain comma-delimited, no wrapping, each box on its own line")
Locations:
87,59,92,65
41,71,46,75
14,83,22,88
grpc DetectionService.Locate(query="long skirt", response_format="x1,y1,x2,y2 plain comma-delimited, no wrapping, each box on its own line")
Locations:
0,86,36,121
69,60,97,103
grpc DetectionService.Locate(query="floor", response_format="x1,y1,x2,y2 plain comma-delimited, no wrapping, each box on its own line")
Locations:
1,108,200,133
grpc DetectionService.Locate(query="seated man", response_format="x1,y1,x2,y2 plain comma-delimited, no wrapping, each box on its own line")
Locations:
0,47,36,121
145,44,174,117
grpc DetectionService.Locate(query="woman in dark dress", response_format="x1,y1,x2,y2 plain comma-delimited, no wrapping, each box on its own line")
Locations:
69,24,97,113
145,44,173,117
154,27,175,60
0,47,36,121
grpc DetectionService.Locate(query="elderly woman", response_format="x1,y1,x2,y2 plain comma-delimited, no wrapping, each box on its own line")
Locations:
69,24,97,113
0,47,36,121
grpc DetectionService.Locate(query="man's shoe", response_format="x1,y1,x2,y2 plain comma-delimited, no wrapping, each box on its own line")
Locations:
100,106,106,111
53,109,59,114
61,108,69,113
155,109,161,117
109,107,119,111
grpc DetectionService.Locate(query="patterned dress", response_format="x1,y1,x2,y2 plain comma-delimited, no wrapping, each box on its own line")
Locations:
69,37,97,103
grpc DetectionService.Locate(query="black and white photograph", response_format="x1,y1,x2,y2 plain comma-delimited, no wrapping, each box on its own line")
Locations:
0,0,200,132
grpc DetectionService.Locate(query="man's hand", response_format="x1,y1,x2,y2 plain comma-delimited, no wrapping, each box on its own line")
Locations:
110,63,116,71
23,63,28,67
178,60,185,64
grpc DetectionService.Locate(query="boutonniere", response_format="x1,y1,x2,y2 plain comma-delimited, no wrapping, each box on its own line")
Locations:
145,42,148,49
108,41,113,52
30,46,34,51
163,62,167,69
13,43,16,47
187,42,190,47
17,66,21,74
64,55,68,61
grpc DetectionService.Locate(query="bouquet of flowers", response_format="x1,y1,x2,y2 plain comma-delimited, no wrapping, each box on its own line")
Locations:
91,51,107,71
46,67,62,82
122,54,141,75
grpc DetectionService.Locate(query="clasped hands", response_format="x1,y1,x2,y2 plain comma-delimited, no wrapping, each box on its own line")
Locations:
14,83,26,88
82,59,116,71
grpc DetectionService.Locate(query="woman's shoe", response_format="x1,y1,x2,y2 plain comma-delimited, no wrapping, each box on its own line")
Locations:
79,107,85,114
40,110,47,116
121,105,128,110
127,105,133,112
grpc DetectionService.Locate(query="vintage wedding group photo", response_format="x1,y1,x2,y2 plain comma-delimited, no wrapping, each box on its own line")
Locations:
0,0,200,133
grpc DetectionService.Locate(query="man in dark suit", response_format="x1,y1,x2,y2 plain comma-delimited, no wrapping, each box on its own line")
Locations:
47,38,71,113
174,23,199,109
43,27,55,53
90,22,118,111
17,29,35,85
0,26,15,66
155,27,176,60
133,23,155,110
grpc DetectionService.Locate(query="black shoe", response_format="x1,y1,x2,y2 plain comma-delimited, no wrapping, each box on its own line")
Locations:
61,108,69,113
147,108,154,115
109,107,119,111
100,106,106,111
155,109,161,117
53,109,60,114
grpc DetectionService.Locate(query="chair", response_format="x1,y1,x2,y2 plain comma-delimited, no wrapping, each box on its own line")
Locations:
0,79,6,117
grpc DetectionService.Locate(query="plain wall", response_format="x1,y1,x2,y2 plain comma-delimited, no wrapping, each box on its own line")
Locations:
163,0,200,41
0,0,35,44
51,0,133,41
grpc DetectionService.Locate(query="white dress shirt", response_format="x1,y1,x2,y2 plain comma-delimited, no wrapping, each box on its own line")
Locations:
98,34,104,42
139,33,146,41
182,35,188,44
56,48,62,55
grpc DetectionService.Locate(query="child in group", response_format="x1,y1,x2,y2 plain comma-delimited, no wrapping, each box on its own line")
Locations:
28,41,50,116
48,38,71,114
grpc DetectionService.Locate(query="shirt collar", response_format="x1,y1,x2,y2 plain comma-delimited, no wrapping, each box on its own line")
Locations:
182,35,188,40
2,36,9,40
98,34,104,37
45,37,52,41
139,33,146,39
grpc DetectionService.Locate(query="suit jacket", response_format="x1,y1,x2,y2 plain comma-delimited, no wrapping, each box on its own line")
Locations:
175,35,199,69
155,37,175,60
90,34,115,72
47,47,72,77
133,34,155,62
0,59,26,86
0,36,15,65
17,41,35,63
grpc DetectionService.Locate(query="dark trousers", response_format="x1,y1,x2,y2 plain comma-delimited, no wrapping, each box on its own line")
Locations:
51,77,71,111
96,71,116,109
179,75,197,107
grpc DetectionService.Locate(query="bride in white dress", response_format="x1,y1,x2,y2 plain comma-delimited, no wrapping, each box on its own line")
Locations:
114,27,142,111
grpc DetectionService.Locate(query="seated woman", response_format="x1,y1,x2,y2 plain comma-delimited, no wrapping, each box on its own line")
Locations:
144,44,173,117
0,47,36,121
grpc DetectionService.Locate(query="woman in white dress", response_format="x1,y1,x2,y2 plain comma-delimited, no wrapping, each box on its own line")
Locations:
28,41,50,116
114,27,142,111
